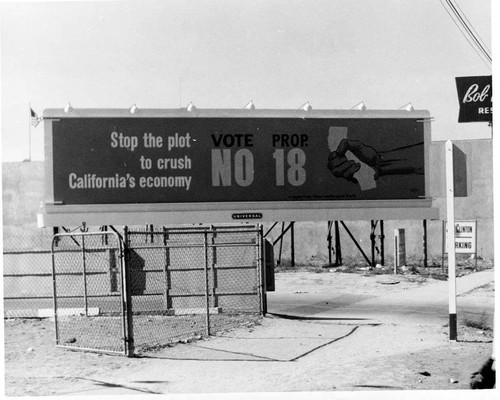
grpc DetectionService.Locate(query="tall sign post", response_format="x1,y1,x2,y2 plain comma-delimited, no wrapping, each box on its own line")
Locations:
445,140,457,341
448,75,492,341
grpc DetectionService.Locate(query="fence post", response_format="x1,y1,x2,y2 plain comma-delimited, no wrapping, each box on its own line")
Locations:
203,231,211,336
162,227,172,309
82,235,88,317
210,226,217,308
122,226,135,356
51,234,60,345
258,225,265,315
110,232,127,356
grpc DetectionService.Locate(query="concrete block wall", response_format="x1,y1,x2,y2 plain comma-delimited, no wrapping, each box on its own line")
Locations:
2,138,494,263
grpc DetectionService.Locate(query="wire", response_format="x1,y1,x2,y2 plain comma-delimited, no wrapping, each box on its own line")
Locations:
446,0,492,62
438,0,492,69
439,0,491,68
445,0,491,63
451,0,492,57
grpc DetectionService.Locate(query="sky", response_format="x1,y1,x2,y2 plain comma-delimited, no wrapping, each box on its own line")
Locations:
0,0,494,161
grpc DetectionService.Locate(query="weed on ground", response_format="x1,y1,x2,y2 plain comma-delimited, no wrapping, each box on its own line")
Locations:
276,255,493,282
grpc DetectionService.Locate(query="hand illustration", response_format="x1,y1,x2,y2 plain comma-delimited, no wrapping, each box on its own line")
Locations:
327,138,382,183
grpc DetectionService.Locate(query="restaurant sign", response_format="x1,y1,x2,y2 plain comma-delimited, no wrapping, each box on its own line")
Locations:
455,75,492,123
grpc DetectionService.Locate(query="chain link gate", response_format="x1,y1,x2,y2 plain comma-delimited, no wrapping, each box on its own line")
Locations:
51,225,265,357
125,225,264,355
51,231,131,356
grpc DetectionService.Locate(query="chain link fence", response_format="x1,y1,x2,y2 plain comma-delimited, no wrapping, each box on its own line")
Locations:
3,228,56,316
3,227,114,317
125,225,264,355
4,225,265,356
51,231,128,355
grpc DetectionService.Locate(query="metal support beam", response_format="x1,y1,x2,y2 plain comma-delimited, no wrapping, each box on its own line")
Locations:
277,223,285,265
148,224,154,243
264,222,279,238
265,222,296,267
335,221,342,265
327,221,333,265
370,220,377,268
61,226,81,247
423,219,428,268
340,221,372,267
380,220,385,266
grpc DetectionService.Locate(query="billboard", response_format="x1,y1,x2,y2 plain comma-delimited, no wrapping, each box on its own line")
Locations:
455,75,492,123
39,108,438,226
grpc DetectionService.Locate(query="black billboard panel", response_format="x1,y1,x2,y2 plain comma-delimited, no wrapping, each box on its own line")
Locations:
49,115,427,205
456,75,492,123
39,108,439,226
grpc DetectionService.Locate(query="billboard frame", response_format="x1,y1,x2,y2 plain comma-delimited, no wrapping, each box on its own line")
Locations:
38,108,439,227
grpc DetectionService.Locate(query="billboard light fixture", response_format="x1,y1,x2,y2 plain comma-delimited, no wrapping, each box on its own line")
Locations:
351,101,366,111
186,102,196,112
244,100,256,110
299,101,312,111
129,104,138,114
64,102,73,113
399,103,414,112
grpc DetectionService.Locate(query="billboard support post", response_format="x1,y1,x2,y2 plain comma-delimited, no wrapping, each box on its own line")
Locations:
327,221,333,265
335,221,342,266
423,219,428,268
446,140,457,341
370,220,376,268
278,223,285,265
341,221,372,267
380,220,385,266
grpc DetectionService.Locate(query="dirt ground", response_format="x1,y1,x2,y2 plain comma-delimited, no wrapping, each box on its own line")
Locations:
2,269,496,397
